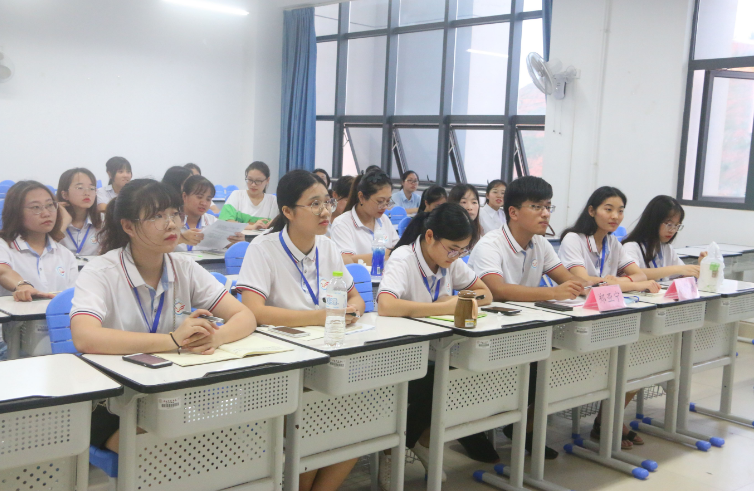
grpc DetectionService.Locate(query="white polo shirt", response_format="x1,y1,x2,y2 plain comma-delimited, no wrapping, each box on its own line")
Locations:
330,208,399,256
71,245,227,333
59,216,101,256
378,238,478,302
236,227,355,311
479,205,504,236
0,236,79,296
469,222,562,287
174,213,219,252
96,185,117,207
559,232,635,277
622,241,685,270
224,191,278,220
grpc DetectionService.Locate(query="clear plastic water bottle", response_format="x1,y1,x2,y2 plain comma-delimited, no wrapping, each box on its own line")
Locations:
324,271,347,347
371,229,387,278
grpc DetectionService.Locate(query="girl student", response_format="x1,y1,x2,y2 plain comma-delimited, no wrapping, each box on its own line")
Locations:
176,175,245,252
71,179,256,453
448,184,482,246
54,168,103,256
391,170,421,214
479,179,507,235
418,185,447,213
313,168,331,190
183,163,221,214
377,203,494,483
220,161,278,230
622,195,705,280
330,169,399,265
236,170,364,491
331,175,354,222
97,156,132,213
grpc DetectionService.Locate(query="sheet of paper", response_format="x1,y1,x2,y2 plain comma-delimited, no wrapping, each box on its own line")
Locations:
196,220,248,250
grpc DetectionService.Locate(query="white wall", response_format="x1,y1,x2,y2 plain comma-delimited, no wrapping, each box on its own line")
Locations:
542,0,754,246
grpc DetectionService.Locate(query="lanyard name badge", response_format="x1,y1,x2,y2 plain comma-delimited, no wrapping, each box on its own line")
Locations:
422,275,441,302
133,288,166,334
650,244,663,268
599,235,608,277
67,224,92,255
279,233,320,306
186,216,203,252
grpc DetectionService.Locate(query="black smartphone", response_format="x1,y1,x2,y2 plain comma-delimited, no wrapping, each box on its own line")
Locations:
534,301,573,311
270,326,309,338
482,306,521,316
123,353,173,368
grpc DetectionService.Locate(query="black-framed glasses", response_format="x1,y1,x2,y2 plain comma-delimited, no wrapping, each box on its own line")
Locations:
295,198,338,216
136,212,183,231
245,178,268,186
25,202,58,215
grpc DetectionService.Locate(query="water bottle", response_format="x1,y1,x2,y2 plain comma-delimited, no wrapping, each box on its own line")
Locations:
371,229,387,278
324,271,347,347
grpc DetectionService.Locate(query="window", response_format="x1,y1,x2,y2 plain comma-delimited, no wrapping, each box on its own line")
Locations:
315,0,546,186
677,0,754,209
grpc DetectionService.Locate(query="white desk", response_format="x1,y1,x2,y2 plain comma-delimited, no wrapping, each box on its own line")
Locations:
0,354,123,491
262,312,450,491
676,247,744,280
84,334,328,491
415,303,569,491
0,296,52,360
243,229,268,242
172,249,227,273
695,243,754,280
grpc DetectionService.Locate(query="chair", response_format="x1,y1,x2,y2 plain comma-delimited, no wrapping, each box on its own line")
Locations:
387,206,407,226
97,179,102,189
462,255,469,264
346,263,374,313
225,241,249,275
0,179,14,186
0,184,11,199
614,226,628,242
397,216,412,237
539,275,555,287
47,185,56,195
224,185,239,199
206,209,219,217
210,271,233,290
214,184,226,200
45,288,120,478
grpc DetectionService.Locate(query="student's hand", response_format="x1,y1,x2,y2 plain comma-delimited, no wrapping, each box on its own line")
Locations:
604,275,621,285
246,219,270,231
57,203,73,231
181,228,204,246
697,251,708,264
637,280,662,294
551,280,583,300
385,249,392,260
345,304,361,325
435,295,458,314
227,232,245,245
13,285,55,302
679,264,701,278
173,309,219,348
183,328,223,354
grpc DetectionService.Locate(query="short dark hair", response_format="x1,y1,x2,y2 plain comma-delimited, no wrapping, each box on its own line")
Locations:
418,185,447,212
503,176,553,222
560,186,627,240
271,170,322,233
182,174,216,199
57,168,102,229
105,156,131,185
447,184,481,245
345,169,392,212
0,181,58,244
313,168,331,188
364,165,382,174
401,170,418,183
184,163,202,175
162,166,192,195
395,203,478,250
333,175,355,199
245,161,271,192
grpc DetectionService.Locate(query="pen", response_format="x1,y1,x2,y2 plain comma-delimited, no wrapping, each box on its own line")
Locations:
178,312,223,323
320,298,361,318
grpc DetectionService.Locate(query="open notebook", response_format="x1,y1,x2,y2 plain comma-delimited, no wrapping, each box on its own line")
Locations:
427,313,488,322
156,335,292,367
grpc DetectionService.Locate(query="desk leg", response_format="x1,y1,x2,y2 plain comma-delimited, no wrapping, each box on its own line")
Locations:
117,390,139,491
76,448,89,491
529,356,549,481
508,363,529,489
272,415,285,491
427,339,453,491
390,381,408,491
677,329,694,432
284,375,305,491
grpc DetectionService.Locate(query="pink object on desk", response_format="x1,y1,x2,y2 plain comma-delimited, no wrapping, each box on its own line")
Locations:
664,277,699,301
583,284,626,311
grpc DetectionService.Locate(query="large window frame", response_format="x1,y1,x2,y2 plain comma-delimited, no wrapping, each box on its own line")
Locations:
316,0,545,186
677,0,754,210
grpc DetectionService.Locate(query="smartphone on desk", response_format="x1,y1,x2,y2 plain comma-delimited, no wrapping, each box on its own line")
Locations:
270,327,309,338
482,306,521,316
123,353,173,368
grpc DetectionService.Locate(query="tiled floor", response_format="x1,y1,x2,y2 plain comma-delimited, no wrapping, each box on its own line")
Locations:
343,341,754,491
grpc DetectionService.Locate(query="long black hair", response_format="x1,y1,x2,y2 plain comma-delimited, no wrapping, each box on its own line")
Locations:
448,184,481,246
418,185,447,212
56,167,102,229
560,186,627,240
105,156,131,185
345,169,392,212
395,203,477,250
622,195,685,265
99,179,182,253
313,168,331,188
270,170,321,233
162,166,192,195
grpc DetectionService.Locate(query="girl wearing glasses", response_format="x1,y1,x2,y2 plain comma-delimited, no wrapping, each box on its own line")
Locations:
448,184,482,247
97,156,132,213
331,170,399,265
71,179,255,453
54,168,103,256
391,170,421,214
220,161,278,230
236,170,363,491
479,179,507,235
622,195,704,280
0,181,78,302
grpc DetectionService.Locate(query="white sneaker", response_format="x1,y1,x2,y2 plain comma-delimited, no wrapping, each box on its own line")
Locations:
410,443,447,482
379,452,391,491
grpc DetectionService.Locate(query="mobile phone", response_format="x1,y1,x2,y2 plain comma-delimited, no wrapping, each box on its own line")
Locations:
178,312,223,324
482,306,521,316
534,301,573,312
122,353,173,368
270,327,309,338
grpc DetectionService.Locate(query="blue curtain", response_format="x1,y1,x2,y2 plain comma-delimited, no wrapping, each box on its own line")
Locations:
279,8,317,172
543,0,553,61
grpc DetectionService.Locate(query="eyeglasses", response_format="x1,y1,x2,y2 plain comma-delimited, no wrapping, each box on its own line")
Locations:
245,178,268,186
521,204,556,213
663,222,684,232
404,179,419,185
370,198,394,210
488,189,505,196
71,185,97,193
136,212,183,231
25,202,58,215
439,241,471,259
295,198,338,216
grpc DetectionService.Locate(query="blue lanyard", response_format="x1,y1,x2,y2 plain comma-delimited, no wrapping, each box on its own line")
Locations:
185,216,203,252
651,245,663,268
367,219,383,240
279,233,319,306
67,224,91,255
599,236,608,277
422,275,441,302
133,288,165,334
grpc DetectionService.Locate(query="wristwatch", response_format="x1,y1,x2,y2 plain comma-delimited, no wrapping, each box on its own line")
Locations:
13,280,33,292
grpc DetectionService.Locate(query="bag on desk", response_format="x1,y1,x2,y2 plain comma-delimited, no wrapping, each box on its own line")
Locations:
698,242,725,292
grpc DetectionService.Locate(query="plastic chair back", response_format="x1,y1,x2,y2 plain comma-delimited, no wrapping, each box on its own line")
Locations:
225,185,239,199
346,263,374,313
206,209,219,217
210,271,233,290
97,179,102,189
397,216,412,237
45,288,78,354
614,226,628,242
0,180,14,187
214,184,226,200
225,241,249,275
388,206,407,225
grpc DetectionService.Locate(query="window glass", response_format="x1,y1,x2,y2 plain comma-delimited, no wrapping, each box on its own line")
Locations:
315,121,335,175
683,71,706,200
345,126,383,174
524,0,542,11
396,30,444,115
393,128,439,182
350,0,389,32
456,0,510,20
346,36,387,115
518,19,546,115
316,42,337,115
695,0,754,60
399,0,445,26
520,129,545,177
315,4,339,36
450,129,503,184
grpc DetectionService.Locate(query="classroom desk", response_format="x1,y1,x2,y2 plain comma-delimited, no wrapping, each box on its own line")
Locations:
687,243,754,281
243,229,268,242
83,334,329,491
414,303,570,491
261,313,450,491
172,249,227,273
676,247,743,280
0,296,52,360
0,354,123,491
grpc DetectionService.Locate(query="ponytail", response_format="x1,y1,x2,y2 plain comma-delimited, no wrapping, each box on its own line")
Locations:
394,203,477,249
344,169,392,212
270,170,320,233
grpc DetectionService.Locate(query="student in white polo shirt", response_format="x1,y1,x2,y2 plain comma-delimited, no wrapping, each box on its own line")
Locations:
479,179,506,235
54,167,102,256
377,203,492,485
96,156,132,213
558,186,660,293
622,195,704,281
70,179,256,454
237,170,364,491
330,169,399,265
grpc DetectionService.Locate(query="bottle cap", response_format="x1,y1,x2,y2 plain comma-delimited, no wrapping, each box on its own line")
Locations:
332,271,343,277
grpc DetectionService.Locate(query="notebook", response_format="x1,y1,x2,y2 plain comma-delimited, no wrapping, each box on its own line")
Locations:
427,313,488,322
156,334,292,367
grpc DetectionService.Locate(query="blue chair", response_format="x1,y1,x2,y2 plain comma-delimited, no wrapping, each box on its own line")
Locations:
346,263,374,313
47,185,56,195
214,184,226,200
0,184,11,199
614,226,628,242
225,241,249,275
225,185,239,199
97,179,102,189
539,275,555,287
0,179,14,186
207,209,219,217
387,206,407,226
462,255,469,264
45,288,119,478
397,216,412,237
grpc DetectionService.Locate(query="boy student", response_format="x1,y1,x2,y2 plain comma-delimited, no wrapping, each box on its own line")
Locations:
469,176,586,302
